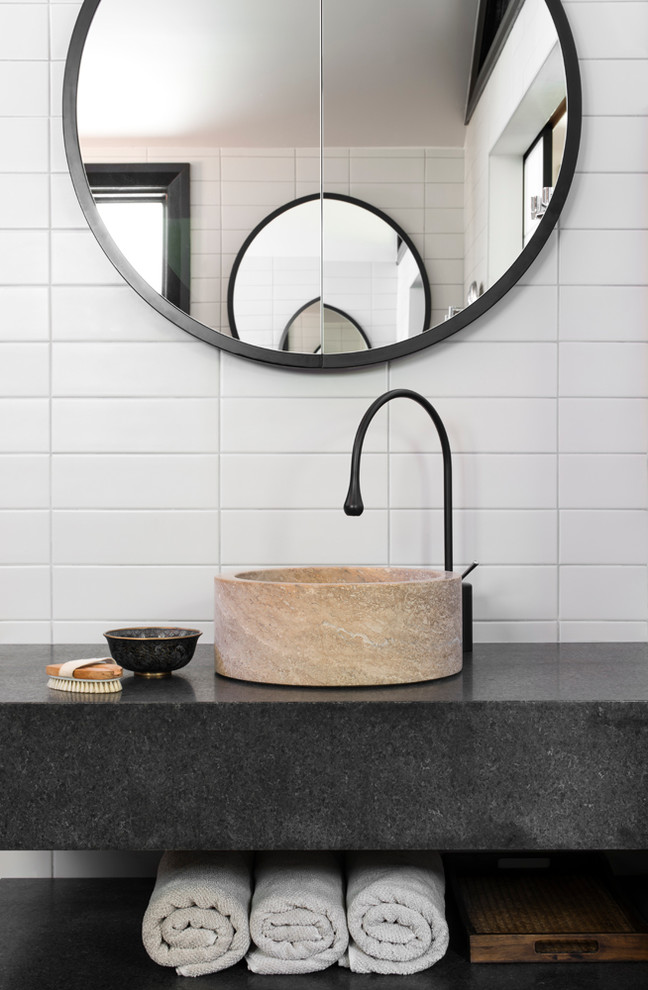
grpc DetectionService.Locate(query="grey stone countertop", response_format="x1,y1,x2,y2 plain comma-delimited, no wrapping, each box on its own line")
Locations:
2,641,648,703
1,643,647,851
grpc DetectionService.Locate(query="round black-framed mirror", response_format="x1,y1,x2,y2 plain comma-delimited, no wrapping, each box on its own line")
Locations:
63,0,581,371
228,193,430,353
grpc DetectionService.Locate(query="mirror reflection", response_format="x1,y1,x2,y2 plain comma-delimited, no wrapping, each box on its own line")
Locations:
73,0,570,358
282,301,371,355
229,195,428,352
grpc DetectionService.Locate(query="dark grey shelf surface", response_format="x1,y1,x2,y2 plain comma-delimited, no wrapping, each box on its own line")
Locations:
1,643,648,850
3,641,648,704
2,878,648,990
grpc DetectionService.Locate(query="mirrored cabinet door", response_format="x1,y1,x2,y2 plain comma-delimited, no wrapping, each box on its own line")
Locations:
75,0,321,349
65,0,580,367
321,0,475,354
320,0,571,357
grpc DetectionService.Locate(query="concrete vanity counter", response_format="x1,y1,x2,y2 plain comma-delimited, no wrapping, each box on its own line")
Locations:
1,643,647,851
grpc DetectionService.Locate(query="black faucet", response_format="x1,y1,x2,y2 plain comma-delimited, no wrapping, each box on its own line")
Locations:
344,388,453,572
344,387,474,652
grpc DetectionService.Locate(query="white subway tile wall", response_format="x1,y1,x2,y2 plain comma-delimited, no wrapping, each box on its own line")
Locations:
0,0,646,877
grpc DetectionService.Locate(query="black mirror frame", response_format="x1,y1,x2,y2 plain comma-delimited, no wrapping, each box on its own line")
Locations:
62,0,581,372
228,192,430,348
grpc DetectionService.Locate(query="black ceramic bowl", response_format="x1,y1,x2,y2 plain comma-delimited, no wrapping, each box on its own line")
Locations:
103,627,202,677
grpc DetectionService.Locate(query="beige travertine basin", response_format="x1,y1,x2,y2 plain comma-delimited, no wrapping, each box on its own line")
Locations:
214,566,462,687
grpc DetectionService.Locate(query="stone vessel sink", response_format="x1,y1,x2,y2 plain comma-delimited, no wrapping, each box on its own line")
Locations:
214,566,462,687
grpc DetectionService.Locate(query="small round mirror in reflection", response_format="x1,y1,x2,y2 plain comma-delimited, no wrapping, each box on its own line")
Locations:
280,299,371,354
228,194,429,352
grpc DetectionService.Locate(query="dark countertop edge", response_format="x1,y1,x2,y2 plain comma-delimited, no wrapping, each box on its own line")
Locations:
3,642,647,706
3,694,648,702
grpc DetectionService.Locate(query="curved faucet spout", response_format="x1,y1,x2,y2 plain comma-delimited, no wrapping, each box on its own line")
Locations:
344,388,453,573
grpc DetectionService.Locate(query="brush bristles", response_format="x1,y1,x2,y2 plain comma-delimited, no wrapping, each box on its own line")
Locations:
47,676,122,694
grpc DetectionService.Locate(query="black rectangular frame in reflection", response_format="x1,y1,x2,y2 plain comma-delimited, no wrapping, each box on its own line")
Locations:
85,163,191,314
465,0,526,123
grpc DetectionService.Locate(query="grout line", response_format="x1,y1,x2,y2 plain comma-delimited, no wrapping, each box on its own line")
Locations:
386,363,391,567
26,394,648,401
12,450,632,459
219,507,645,514
25,506,629,513
17,563,641,571
45,507,223,513
17,280,648,288
556,226,562,639
4,337,648,345
217,350,223,577
47,0,54,648
319,0,323,351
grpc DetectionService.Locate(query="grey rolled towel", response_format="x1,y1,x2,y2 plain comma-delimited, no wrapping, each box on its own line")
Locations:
142,851,252,977
246,851,348,974
341,851,449,974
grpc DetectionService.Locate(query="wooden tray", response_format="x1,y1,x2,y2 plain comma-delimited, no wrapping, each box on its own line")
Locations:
447,854,648,963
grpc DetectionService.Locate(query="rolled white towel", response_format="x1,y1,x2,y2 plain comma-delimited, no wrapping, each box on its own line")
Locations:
142,851,252,977
341,851,449,974
246,851,349,974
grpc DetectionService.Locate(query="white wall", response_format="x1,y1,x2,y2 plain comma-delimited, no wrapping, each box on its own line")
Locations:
0,0,647,876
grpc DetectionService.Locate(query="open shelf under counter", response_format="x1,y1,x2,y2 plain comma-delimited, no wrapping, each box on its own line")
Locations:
2,878,648,990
